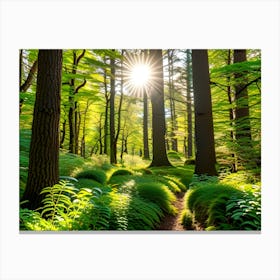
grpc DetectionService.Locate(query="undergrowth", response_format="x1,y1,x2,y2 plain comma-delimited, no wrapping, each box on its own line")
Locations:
183,172,261,231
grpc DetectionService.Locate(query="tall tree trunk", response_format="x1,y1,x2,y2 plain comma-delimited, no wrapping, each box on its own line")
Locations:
227,50,237,172
115,50,125,152
167,50,178,152
233,50,253,169
103,59,109,155
186,49,193,158
192,49,217,176
149,49,171,167
68,50,86,154
22,50,62,210
110,50,117,164
143,91,150,159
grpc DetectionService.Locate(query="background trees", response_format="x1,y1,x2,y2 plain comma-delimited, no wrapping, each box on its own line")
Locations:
20,49,261,208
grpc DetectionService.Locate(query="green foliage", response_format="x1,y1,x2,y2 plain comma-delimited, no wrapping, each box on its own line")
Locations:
224,187,261,230
186,181,242,227
137,182,177,215
75,178,104,190
127,197,163,230
75,169,107,185
185,174,261,230
20,181,111,231
110,168,133,177
59,152,87,176
167,151,182,160
180,209,193,230
108,190,163,230
108,191,130,230
121,154,149,169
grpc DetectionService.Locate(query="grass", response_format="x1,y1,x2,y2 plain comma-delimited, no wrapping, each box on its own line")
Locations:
137,182,177,215
75,169,107,185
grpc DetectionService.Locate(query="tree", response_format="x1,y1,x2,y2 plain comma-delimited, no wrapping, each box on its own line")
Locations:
143,91,150,159
110,50,117,164
185,49,193,158
192,49,217,175
22,50,63,210
149,49,171,167
233,49,253,169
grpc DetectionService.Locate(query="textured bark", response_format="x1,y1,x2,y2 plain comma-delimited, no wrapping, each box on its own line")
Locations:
22,50,62,210
192,50,217,175
149,49,171,167
233,49,253,169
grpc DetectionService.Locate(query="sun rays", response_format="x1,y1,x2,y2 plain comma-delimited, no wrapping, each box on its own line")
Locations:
123,51,160,98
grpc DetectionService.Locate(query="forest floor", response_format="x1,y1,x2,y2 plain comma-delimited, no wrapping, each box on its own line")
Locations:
158,191,186,231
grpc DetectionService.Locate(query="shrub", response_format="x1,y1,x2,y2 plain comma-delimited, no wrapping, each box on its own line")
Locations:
20,181,112,231
127,197,163,230
110,168,133,177
157,176,181,194
75,169,107,185
224,188,261,230
167,151,182,160
186,183,242,227
75,178,104,190
137,182,177,215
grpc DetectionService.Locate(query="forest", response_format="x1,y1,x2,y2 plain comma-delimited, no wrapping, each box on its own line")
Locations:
19,49,261,231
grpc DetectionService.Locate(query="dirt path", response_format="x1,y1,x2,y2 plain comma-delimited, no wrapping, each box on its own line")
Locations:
158,192,186,231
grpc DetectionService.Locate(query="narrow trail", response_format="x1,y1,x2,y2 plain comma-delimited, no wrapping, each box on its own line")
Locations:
158,192,186,231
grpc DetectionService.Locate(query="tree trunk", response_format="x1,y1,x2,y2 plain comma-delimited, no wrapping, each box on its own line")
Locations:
103,58,109,155
227,50,237,172
143,91,150,159
149,49,171,167
22,50,62,210
192,49,217,176
233,49,253,169
110,50,117,164
186,49,193,158
68,50,86,154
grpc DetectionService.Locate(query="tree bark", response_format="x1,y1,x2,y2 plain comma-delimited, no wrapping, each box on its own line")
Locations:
234,50,252,141
22,50,62,210
149,49,171,167
192,49,217,175
233,49,253,169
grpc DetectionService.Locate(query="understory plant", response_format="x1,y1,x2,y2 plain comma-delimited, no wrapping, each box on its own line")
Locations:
20,180,111,230
184,174,261,230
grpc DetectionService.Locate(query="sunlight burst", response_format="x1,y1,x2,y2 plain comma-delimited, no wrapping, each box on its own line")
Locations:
130,64,151,87
123,51,155,98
